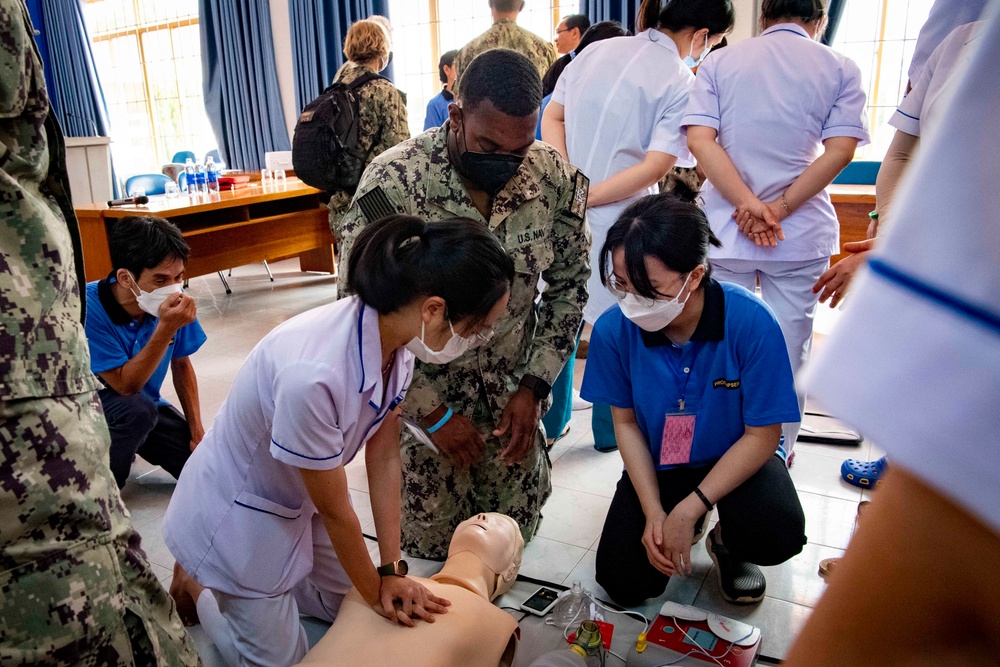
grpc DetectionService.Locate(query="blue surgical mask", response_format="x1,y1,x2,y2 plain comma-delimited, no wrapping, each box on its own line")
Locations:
683,34,710,69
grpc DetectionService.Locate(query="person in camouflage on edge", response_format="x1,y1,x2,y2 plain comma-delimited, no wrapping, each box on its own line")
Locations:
337,49,591,559
327,18,409,241
0,2,199,664
452,0,558,97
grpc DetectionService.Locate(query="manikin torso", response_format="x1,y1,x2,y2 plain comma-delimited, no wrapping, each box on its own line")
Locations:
297,514,523,667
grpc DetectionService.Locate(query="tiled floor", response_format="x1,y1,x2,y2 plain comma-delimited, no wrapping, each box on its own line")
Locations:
124,259,874,664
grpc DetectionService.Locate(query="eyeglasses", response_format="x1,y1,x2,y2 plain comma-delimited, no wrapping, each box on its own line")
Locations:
608,273,689,307
474,327,496,344
554,28,570,35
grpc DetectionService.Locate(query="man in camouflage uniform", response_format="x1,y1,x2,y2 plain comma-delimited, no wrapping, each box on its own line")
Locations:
453,0,557,97
0,2,200,664
338,49,590,559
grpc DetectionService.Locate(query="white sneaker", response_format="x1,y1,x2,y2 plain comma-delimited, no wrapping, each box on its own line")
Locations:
571,389,592,411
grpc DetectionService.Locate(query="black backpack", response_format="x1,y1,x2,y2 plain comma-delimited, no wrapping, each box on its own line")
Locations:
292,72,386,194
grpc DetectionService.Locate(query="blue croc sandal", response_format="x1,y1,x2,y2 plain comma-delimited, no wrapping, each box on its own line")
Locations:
841,456,887,488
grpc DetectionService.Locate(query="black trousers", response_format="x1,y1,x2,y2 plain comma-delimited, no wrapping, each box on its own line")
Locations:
98,388,192,488
595,455,806,607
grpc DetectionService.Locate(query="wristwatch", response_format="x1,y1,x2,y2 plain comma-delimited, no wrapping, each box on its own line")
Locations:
377,559,408,577
519,374,552,401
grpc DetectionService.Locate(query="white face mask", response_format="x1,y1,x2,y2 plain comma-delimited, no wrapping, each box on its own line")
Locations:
127,271,183,317
617,273,693,332
405,320,476,364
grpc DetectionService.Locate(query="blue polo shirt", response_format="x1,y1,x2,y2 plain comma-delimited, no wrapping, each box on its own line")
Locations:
423,88,454,130
581,280,800,467
85,277,207,405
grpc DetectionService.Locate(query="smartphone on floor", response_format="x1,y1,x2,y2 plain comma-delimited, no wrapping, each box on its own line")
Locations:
520,586,561,617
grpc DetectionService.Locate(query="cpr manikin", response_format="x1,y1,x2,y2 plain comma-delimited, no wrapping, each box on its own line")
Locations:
296,513,524,667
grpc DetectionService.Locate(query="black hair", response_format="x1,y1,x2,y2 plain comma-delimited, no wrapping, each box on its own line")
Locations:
599,184,722,299
637,0,735,35
490,0,524,13
458,49,541,117
108,215,190,278
577,20,630,54
438,49,459,84
761,0,825,23
347,214,515,325
562,14,591,35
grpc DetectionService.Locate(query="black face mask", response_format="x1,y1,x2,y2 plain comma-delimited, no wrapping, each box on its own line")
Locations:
455,118,525,197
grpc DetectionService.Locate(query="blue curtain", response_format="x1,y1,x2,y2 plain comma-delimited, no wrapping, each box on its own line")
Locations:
34,0,119,196
580,0,641,34
200,0,291,170
823,0,849,45
289,0,392,115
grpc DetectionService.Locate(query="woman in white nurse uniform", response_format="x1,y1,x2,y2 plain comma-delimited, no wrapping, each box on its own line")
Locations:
684,0,869,457
164,215,515,667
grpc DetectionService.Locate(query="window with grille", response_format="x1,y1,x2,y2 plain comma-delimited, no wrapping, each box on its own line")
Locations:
830,0,934,160
84,0,217,180
388,1,575,136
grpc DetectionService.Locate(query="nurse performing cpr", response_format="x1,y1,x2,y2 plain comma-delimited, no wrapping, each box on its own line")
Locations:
581,189,806,609
164,215,515,667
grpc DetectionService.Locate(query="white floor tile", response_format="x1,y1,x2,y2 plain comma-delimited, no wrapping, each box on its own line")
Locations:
798,490,863,550
536,487,611,549
787,451,863,502
757,542,845,608
550,447,624,499
519,536,588,583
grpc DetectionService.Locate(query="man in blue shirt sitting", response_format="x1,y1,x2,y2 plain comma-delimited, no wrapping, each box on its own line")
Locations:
85,216,207,488
423,49,458,131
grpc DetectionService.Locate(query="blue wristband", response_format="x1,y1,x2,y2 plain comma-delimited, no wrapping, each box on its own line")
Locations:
426,407,453,434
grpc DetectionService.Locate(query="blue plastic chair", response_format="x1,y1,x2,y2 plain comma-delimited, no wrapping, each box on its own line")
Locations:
171,150,196,164
125,173,172,197
833,161,881,185
204,149,222,164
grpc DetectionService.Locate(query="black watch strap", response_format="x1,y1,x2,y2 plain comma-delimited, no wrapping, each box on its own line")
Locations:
519,374,552,400
377,559,408,577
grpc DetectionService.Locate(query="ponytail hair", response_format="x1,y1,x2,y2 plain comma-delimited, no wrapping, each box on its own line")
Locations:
599,190,722,299
761,0,825,23
637,0,735,35
347,215,515,325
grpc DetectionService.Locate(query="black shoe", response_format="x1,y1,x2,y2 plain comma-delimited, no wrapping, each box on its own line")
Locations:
707,525,766,604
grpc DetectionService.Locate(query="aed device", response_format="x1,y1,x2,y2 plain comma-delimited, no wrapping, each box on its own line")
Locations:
645,603,762,667
520,586,561,616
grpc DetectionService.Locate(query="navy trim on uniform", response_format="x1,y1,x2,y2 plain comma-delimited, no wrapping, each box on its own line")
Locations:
234,500,300,520
98,275,136,325
357,305,366,392
869,259,1000,335
763,28,809,38
640,278,726,348
685,113,721,122
894,109,920,121
271,438,344,461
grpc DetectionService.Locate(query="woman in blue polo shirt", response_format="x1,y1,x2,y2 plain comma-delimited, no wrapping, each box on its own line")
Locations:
581,188,806,606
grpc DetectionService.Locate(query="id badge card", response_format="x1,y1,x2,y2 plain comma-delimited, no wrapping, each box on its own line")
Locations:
658,412,697,468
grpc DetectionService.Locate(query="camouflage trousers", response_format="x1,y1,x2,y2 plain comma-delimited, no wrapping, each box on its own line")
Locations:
0,392,199,667
400,395,552,560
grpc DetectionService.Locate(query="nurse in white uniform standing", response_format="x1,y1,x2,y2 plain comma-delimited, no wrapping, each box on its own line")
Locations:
542,0,734,450
164,215,515,667
683,0,869,457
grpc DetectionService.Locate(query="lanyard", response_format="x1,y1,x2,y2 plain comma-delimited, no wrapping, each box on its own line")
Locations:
660,341,704,413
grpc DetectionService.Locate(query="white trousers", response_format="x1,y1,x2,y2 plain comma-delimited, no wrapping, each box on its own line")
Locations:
195,514,352,667
710,257,830,456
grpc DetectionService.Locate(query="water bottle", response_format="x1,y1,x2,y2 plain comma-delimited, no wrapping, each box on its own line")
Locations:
195,162,207,194
183,158,196,194
206,156,220,193
552,581,588,628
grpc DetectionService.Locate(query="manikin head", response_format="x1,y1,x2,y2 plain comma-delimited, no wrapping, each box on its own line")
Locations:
447,513,524,600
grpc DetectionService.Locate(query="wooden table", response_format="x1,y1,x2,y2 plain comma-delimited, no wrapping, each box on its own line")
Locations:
75,179,334,282
829,183,876,264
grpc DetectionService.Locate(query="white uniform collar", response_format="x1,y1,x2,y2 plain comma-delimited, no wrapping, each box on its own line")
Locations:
354,297,407,398
641,28,681,57
761,23,812,39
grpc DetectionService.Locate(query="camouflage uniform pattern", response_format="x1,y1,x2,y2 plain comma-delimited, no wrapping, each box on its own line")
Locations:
0,2,199,664
338,124,591,558
453,19,557,97
327,62,410,240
